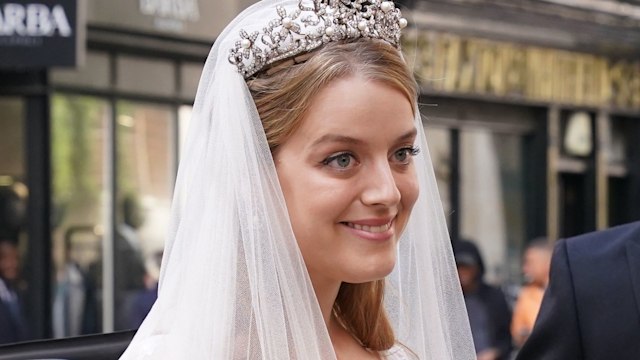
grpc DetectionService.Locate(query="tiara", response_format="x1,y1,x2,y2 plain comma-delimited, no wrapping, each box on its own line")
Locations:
228,0,408,78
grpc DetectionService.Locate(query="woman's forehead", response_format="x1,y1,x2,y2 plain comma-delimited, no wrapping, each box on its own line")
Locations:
287,81,416,151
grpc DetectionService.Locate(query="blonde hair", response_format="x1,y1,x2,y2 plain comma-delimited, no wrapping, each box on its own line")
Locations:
247,39,418,351
248,39,418,152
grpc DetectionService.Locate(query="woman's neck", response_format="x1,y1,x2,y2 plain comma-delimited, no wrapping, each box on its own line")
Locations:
309,274,382,359
308,272,342,327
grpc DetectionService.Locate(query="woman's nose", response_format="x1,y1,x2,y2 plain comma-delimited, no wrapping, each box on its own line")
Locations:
360,162,401,207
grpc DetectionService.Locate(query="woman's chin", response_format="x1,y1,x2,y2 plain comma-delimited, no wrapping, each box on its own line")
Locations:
343,258,397,284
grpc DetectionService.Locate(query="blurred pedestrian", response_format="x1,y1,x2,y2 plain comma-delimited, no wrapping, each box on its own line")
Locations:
128,250,162,328
454,239,512,360
52,230,99,338
517,221,640,360
510,239,552,348
115,194,147,330
0,238,28,344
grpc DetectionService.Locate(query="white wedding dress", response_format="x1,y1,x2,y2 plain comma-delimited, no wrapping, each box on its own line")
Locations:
382,344,416,360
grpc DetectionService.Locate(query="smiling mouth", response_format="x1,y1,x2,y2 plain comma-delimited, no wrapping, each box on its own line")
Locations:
342,221,392,233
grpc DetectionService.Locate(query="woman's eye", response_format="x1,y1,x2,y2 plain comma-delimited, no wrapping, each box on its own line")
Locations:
323,153,355,169
393,147,420,164
395,149,409,162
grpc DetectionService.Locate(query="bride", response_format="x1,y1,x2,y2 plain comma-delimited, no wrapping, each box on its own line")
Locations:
120,0,475,358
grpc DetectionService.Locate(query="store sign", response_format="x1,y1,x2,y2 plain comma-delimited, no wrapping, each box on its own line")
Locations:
87,0,226,42
403,31,640,111
139,0,199,33
139,0,199,21
0,0,84,68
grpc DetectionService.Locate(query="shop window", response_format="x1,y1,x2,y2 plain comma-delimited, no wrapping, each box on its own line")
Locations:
0,97,29,346
459,129,525,285
50,94,110,338
606,119,628,166
559,173,591,237
0,98,25,181
607,116,636,227
608,177,631,227
423,125,451,224
556,110,596,237
114,101,174,331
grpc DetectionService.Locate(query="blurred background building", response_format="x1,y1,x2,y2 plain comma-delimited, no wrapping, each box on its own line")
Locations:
0,0,638,344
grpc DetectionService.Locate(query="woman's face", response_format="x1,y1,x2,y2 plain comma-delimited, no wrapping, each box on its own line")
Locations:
274,76,419,286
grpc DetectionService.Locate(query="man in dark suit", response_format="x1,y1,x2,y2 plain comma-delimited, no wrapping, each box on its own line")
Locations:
516,221,640,360
0,239,28,344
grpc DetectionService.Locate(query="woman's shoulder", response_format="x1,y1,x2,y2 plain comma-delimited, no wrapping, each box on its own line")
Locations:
380,343,418,360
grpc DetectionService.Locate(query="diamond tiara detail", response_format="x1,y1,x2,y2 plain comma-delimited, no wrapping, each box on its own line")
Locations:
228,0,408,78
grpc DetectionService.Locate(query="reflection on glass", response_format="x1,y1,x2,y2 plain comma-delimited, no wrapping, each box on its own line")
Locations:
0,98,26,242
0,97,30,345
423,125,451,223
607,119,628,165
0,98,25,181
608,177,631,227
51,95,110,337
460,129,524,285
115,101,173,330
558,173,589,237
607,117,632,227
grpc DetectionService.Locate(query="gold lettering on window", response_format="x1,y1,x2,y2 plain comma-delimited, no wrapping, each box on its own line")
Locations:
402,32,640,110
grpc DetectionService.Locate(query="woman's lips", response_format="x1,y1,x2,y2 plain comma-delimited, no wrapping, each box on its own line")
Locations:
341,218,395,241
344,222,391,233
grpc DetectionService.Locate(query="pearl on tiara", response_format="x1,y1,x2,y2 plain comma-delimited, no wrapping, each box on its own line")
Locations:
228,0,408,78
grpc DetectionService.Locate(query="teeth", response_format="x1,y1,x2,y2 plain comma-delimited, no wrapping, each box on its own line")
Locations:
345,222,391,233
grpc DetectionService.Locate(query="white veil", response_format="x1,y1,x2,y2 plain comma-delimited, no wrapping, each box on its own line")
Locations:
120,0,475,359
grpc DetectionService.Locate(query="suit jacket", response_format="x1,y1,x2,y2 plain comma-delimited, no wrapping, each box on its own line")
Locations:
517,221,640,360
0,295,28,345
472,283,512,359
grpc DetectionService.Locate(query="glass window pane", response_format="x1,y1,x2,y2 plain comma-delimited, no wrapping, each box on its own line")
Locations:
0,97,29,346
607,116,634,227
607,117,629,166
115,101,173,330
424,125,451,224
608,176,633,227
51,94,110,338
0,98,25,178
460,129,525,285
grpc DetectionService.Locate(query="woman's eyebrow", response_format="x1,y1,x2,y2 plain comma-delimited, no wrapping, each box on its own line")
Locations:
310,134,364,147
396,128,418,142
310,128,417,147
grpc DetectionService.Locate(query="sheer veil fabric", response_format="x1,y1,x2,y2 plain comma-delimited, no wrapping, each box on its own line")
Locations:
120,0,475,359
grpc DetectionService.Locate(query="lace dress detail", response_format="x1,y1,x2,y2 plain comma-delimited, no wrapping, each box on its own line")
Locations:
381,344,417,360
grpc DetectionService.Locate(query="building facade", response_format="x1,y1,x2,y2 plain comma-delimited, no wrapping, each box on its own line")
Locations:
400,0,640,284
0,0,639,342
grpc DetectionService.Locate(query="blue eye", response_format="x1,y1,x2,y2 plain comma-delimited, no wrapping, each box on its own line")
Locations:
393,146,420,164
323,152,355,169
